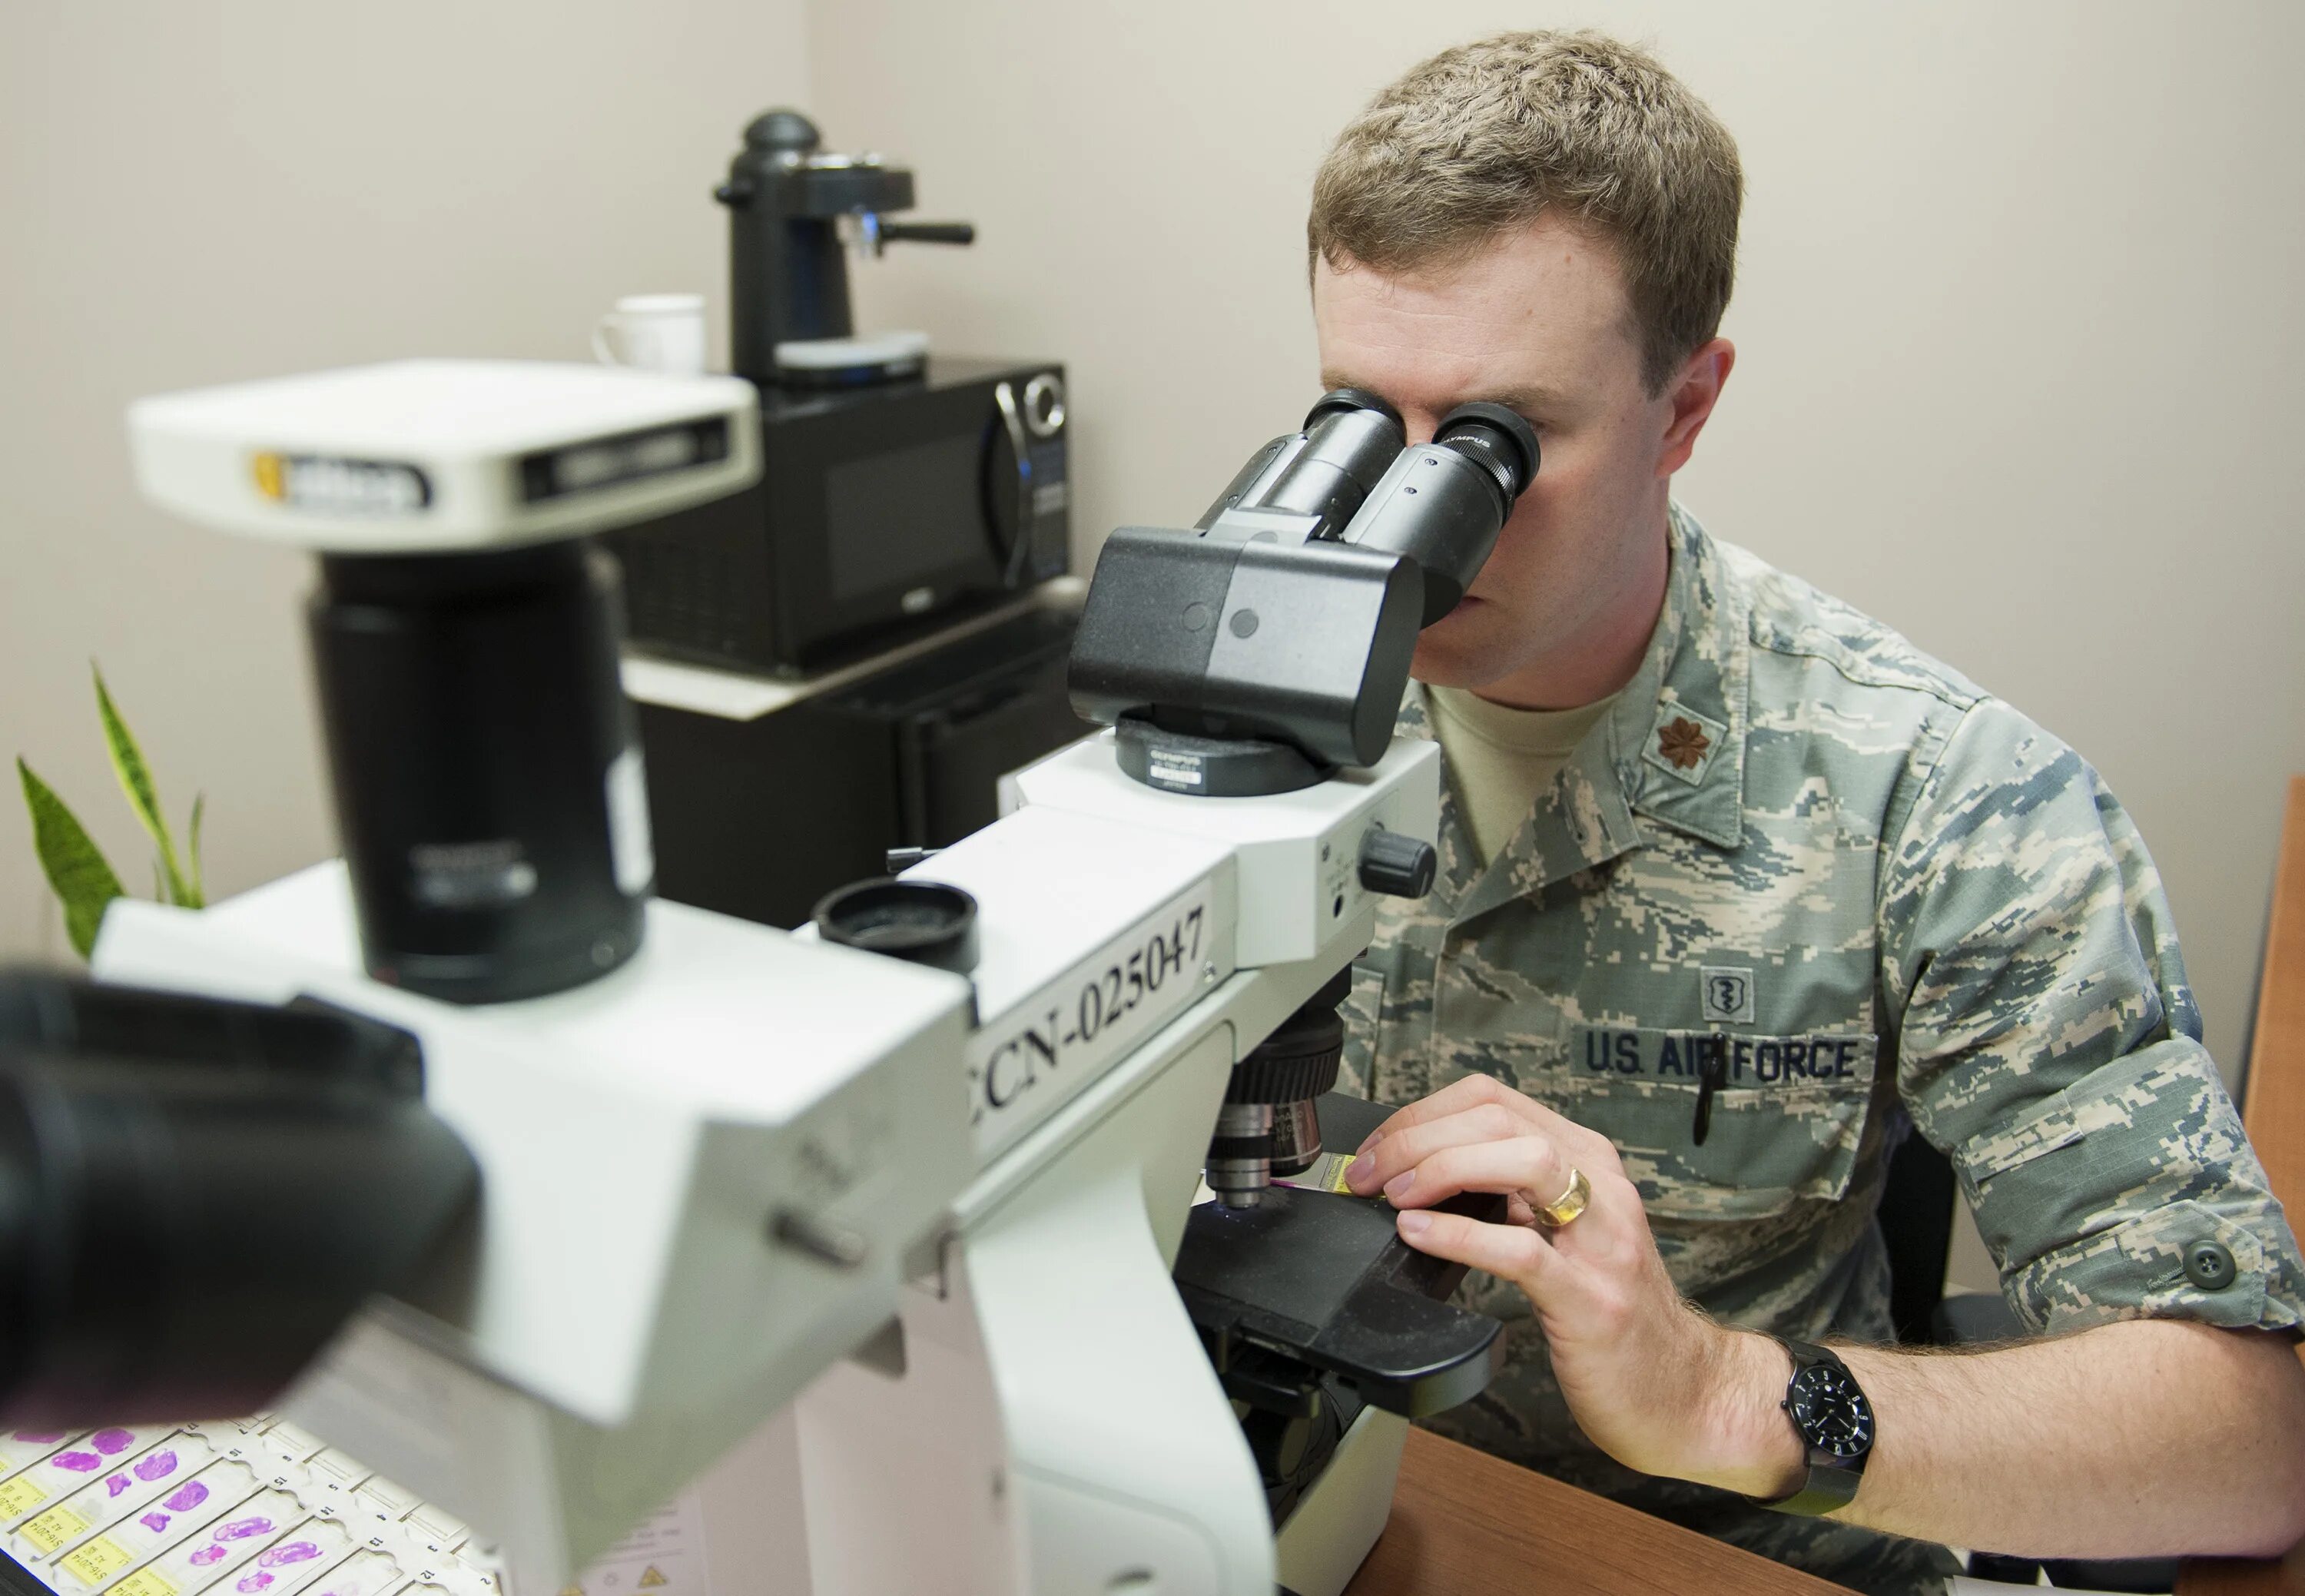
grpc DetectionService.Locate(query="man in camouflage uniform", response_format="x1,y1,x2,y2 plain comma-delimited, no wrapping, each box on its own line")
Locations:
1305,31,2305,1594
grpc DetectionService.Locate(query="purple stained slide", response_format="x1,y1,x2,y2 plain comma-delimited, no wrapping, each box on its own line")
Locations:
257,1544,321,1568
164,1482,211,1513
237,1574,274,1593
134,1452,179,1482
106,1474,133,1498
140,1512,171,1535
52,1452,101,1472
91,1430,135,1455
214,1516,276,1541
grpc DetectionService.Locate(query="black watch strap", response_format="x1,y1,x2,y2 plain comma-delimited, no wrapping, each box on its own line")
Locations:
1754,1338,1871,1518
1762,1462,1862,1515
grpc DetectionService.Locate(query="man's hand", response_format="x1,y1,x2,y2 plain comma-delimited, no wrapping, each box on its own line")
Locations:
1347,1074,2305,1558
1344,1073,1803,1497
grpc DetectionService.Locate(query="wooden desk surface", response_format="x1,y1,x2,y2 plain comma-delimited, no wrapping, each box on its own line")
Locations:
2238,777,2305,1275
1344,1428,1853,1596
2181,775,2305,1595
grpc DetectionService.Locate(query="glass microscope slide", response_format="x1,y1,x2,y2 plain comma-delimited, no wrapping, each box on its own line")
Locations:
0,1417,508,1596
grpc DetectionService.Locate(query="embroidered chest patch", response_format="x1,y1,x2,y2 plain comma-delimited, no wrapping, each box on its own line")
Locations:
1700,964,1756,1024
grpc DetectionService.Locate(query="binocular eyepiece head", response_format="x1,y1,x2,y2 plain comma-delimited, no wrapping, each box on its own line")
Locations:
1073,384,1544,791
1298,389,1538,499
1287,390,1539,625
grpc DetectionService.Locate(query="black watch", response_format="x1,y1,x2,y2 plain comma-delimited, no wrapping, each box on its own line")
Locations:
1753,1338,1875,1515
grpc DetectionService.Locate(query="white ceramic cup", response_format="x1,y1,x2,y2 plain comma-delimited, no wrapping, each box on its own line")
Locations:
592,294,708,375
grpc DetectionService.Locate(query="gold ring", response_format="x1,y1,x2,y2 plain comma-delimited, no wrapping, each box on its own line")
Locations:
1537,1166,1591,1229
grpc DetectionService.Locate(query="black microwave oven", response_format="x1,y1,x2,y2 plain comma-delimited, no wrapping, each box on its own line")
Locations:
609,357,1070,675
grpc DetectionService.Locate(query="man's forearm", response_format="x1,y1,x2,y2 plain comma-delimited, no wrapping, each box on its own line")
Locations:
1353,1079,2305,1559
1702,1318,2305,1559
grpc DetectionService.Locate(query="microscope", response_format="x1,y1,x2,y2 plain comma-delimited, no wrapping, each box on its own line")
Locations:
0,357,1537,1596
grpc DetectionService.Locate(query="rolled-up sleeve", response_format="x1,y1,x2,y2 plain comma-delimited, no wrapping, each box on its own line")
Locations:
1876,697,2304,1336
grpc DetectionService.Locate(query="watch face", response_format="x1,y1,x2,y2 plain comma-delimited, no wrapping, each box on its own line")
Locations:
1787,1363,1875,1461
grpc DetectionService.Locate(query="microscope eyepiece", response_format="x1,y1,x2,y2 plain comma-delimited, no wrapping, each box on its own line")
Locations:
1302,387,1401,433
1335,397,1543,625
1433,401,1541,504
1192,388,1408,541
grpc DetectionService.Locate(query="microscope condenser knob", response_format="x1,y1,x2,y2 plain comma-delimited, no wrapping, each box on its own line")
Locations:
1358,828,1437,899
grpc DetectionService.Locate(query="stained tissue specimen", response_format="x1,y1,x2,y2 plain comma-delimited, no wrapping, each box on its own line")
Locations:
194,1516,277,1561
91,1430,135,1455
106,1475,134,1498
53,1453,102,1472
136,1476,211,1536
235,1542,323,1594
134,1452,178,1482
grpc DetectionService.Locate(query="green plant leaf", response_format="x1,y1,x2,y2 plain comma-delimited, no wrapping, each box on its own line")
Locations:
18,758,126,960
93,664,193,907
187,791,206,908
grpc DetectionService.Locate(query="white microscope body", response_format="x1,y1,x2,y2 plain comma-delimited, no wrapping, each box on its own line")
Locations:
93,735,1438,1596
77,360,1470,1596
773,732,1439,1596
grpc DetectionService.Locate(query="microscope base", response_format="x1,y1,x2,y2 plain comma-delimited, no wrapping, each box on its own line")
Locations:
1274,1405,1409,1596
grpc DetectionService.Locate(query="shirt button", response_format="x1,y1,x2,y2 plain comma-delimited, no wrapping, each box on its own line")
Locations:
2183,1238,2237,1292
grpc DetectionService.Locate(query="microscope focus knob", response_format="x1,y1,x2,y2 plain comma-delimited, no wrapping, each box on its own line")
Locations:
1358,828,1438,899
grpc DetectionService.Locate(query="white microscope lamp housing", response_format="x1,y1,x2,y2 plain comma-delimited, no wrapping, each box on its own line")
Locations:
125,359,761,553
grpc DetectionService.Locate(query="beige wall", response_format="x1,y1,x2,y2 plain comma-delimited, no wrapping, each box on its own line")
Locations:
5,2,2298,1294
809,0,2305,1093
0,1,808,958
13,2,2290,1056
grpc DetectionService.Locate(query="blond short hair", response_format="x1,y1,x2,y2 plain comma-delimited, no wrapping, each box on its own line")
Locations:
1308,31,1743,394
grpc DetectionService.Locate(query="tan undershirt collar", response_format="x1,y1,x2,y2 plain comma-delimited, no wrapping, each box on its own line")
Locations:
1426,685,1621,866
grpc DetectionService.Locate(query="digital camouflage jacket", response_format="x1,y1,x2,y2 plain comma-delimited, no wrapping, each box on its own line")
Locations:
1338,506,2305,1594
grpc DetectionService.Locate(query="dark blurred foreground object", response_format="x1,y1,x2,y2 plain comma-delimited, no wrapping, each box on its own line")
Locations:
0,970,477,1425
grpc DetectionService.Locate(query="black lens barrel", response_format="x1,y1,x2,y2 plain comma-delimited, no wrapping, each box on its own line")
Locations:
1245,392,1405,539
311,542,649,1005
1332,398,1543,625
